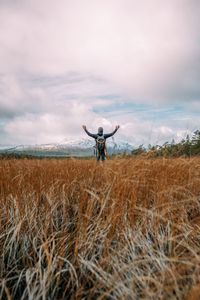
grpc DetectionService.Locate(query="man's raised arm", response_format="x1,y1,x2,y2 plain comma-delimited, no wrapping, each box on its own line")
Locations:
104,125,120,139
82,125,97,138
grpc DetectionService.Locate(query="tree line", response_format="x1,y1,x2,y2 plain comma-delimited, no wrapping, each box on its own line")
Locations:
131,130,200,158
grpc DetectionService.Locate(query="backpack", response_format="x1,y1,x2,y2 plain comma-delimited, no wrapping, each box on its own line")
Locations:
96,135,107,153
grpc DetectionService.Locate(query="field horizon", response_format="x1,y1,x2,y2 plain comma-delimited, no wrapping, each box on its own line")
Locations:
1,157,200,299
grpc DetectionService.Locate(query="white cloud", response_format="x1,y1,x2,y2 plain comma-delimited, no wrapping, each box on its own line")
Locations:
0,0,200,145
1,0,200,100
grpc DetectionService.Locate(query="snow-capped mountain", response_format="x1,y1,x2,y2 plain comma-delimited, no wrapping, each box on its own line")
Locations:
30,137,133,150
0,137,134,156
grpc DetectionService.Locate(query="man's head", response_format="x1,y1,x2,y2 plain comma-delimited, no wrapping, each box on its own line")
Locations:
98,127,103,135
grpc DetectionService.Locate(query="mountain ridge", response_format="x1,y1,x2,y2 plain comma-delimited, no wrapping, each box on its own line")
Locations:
0,137,133,156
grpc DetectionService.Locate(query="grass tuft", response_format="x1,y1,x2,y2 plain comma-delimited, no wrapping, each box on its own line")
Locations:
0,157,200,299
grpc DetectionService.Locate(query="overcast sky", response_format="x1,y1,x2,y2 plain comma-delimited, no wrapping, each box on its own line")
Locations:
0,0,200,146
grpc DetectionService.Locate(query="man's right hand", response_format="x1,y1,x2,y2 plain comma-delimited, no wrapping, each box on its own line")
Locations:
82,125,86,130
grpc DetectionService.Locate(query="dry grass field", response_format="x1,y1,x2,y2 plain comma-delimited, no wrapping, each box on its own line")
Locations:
1,157,200,299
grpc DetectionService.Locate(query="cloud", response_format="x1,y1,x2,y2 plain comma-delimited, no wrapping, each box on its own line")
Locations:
0,0,200,145
0,73,118,144
1,0,200,101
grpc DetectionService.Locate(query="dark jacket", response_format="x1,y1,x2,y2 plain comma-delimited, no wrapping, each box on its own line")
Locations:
84,127,118,139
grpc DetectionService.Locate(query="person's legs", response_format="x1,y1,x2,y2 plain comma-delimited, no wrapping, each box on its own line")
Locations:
96,149,106,162
101,151,106,162
96,154,101,162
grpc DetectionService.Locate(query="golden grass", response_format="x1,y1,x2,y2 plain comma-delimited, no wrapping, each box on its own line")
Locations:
0,157,200,299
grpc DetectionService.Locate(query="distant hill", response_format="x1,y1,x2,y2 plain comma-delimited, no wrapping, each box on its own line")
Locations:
0,138,133,158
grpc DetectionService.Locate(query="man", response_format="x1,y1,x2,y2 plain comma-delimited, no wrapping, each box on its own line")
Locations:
82,125,120,161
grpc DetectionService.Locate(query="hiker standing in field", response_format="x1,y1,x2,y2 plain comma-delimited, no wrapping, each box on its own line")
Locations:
82,125,120,161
